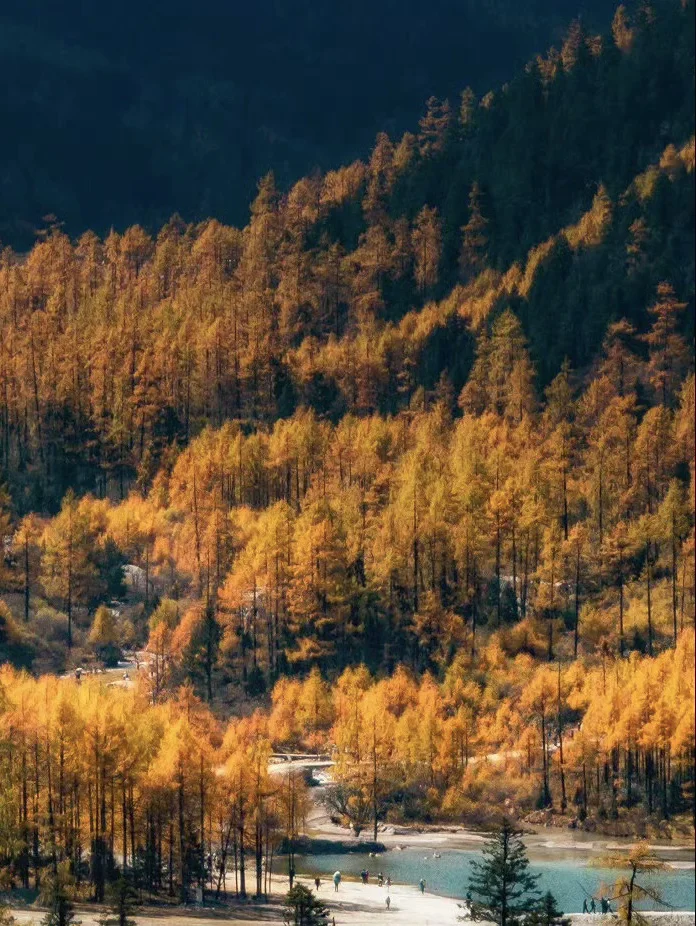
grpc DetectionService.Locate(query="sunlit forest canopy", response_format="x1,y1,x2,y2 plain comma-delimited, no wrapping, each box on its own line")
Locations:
0,0,693,511
0,635,692,903
0,3,694,890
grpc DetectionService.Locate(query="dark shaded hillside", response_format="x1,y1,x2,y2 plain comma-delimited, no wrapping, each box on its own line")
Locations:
0,0,620,247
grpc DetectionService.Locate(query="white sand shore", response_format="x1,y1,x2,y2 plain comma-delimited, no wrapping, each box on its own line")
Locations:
304,785,695,866
5,879,695,926
570,917,695,926
297,874,461,924
4,876,461,925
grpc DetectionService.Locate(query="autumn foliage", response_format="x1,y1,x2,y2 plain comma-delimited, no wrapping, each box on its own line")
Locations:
0,0,693,900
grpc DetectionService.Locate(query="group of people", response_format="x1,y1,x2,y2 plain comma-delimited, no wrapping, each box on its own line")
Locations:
73,666,134,682
358,869,392,889
74,666,104,679
358,868,394,909
582,896,613,914
313,868,431,914
314,871,612,918
321,866,407,911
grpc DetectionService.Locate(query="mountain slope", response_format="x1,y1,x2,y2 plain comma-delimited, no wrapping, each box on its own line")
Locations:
0,0,693,512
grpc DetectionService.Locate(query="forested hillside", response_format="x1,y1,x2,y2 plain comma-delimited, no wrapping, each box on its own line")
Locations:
0,1,693,511
0,0,694,874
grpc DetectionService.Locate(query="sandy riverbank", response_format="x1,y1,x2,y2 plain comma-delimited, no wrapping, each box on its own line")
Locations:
4,875,458,925
304,787,695,867
306,815,696,867
6,881,696,926
289,874,463,924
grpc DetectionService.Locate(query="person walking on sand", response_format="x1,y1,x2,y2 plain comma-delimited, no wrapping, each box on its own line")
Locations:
583,899,588,913
419,878,426,894
386,876,391,890
333,870,341,892
590,898,596,914
386,895,391,911
315,877,321,891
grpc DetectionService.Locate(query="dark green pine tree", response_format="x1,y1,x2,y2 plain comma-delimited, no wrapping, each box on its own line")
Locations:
527,892,571,926
463,820,541,926
39,863,76,926
459,181,489,281
283,883,330,926
98,876,139,926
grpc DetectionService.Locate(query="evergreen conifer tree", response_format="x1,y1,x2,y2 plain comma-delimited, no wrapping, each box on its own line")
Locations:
283,883,330,925
39,863,76,926
98,876,138,926
464,820,541,926
527,892,571,926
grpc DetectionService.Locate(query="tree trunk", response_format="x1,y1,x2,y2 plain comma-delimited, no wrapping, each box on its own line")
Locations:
557,666,567,813
573,543,581,657
646,542,653,656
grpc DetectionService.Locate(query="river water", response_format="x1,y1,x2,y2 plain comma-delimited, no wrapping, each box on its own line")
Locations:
285,847,695,912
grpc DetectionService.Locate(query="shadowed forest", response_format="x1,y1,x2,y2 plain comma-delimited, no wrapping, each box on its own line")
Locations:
1,0,621,247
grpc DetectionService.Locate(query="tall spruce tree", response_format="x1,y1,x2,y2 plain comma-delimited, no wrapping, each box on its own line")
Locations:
464,820,541,926
98,876,139,926
283,883,330,925
39,863,76,926
527,892,571,926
